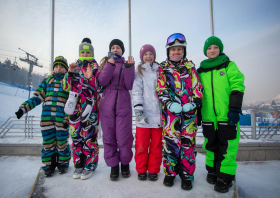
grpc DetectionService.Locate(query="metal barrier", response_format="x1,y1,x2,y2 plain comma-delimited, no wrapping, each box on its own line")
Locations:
1,115,279,139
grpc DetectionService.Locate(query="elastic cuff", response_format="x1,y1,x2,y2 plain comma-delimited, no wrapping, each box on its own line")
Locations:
68,72,75,77
229,108,242,113
124,63,134,68
107,61,115,66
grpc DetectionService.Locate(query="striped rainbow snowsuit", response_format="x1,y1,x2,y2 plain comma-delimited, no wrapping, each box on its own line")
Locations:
18,73,71,171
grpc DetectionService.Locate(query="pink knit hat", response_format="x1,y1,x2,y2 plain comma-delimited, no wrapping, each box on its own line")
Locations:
140,44,156,62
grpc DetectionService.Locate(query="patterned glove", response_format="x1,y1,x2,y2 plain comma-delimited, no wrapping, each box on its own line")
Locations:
15,109,24,119
167,102,182,114
135,109,149,124
227,108,241,125
182,103,197,112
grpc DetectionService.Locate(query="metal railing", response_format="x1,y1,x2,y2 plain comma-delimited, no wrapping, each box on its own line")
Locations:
0,114,279,140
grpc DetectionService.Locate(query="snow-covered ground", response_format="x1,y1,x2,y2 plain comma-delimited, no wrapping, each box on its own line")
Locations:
0,150,280,198
1,82,280,197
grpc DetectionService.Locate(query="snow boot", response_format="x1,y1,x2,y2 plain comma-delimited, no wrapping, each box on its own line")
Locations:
206,172,217,184
58,167,68,174
163,175,175,187
148,172,158,181
81,170,94,180
110,165,119,181
64,91,78,115
80,98,94,122
138,172,147,180
73,168,83,179
214,178,233,193
121,164,131,178
44,168,55,177
44,153,57,177
181,179,193,190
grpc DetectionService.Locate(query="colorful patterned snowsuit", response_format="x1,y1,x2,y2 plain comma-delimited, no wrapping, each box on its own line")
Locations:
156,58,203,180
62,60,102,171
18,73,71,171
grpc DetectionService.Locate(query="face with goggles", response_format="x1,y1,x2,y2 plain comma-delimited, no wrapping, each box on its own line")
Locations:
169,46,184,56
166,33,186,48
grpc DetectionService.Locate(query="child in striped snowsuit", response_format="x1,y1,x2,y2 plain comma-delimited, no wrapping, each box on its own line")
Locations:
15,56,71,177
62,38,103,180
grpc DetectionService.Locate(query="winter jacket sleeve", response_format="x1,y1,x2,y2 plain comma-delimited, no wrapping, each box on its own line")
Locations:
88,63,103,94
132,69,144,110
18,78,47,114
97,61,116,87
123,65,135,90
190,67,203,105
226,61,245,110
62,72,75,92
156,67,172,106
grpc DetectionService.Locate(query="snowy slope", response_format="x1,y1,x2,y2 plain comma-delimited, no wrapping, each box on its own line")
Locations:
265,93,280,105
0,82,42,125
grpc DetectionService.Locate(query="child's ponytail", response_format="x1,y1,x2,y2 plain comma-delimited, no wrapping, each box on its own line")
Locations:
137,61,160,77
99,56,109,72
138,63,144,76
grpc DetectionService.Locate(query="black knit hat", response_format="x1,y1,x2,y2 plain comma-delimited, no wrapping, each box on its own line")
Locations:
53,56,68,71
109,39,125,55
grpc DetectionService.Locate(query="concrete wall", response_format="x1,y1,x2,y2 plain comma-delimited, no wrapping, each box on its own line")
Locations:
1,143,280,161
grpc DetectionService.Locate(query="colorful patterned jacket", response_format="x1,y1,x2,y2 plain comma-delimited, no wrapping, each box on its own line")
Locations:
18,73,69,124
156,58,203,111
62,60,103,121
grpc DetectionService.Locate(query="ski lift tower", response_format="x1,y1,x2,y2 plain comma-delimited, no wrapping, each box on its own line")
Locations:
18,48,43,99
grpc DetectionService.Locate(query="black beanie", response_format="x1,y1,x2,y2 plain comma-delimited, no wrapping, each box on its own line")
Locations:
53,56,68,71
109,39,125,55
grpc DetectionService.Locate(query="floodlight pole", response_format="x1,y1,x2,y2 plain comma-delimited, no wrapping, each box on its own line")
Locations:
128,0,131,57
210,0,214,36
50,0,55,73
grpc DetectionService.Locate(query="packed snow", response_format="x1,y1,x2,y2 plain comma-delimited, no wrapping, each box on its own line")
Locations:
1,82,280,198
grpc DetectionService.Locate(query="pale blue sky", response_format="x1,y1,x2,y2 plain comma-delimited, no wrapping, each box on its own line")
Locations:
0,0,280,104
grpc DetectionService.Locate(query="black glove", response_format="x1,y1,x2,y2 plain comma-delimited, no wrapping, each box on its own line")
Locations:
124,63,134,68
15,109,24,119
63,123,69,129
227,108,241,125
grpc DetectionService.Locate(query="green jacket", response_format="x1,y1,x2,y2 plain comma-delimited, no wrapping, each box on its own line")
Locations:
197,61,245,122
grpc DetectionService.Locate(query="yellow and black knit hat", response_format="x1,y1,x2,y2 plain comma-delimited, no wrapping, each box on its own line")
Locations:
53,56,68,71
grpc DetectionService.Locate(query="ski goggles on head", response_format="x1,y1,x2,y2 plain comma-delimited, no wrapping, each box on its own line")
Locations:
166,33,186,46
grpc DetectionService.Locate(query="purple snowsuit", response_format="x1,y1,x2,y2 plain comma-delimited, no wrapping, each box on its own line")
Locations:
97,57,135,167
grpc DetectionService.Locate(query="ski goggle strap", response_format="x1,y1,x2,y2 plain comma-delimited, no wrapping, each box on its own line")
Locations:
167,33,186,45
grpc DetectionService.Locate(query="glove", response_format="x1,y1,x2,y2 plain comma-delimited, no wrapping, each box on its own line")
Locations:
227,108,241,125
182,103,197,112
63,123,69,129
64,91,78,115
15,109,24,119
80,98,94,122
135,109,149,124
167,102,182,114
